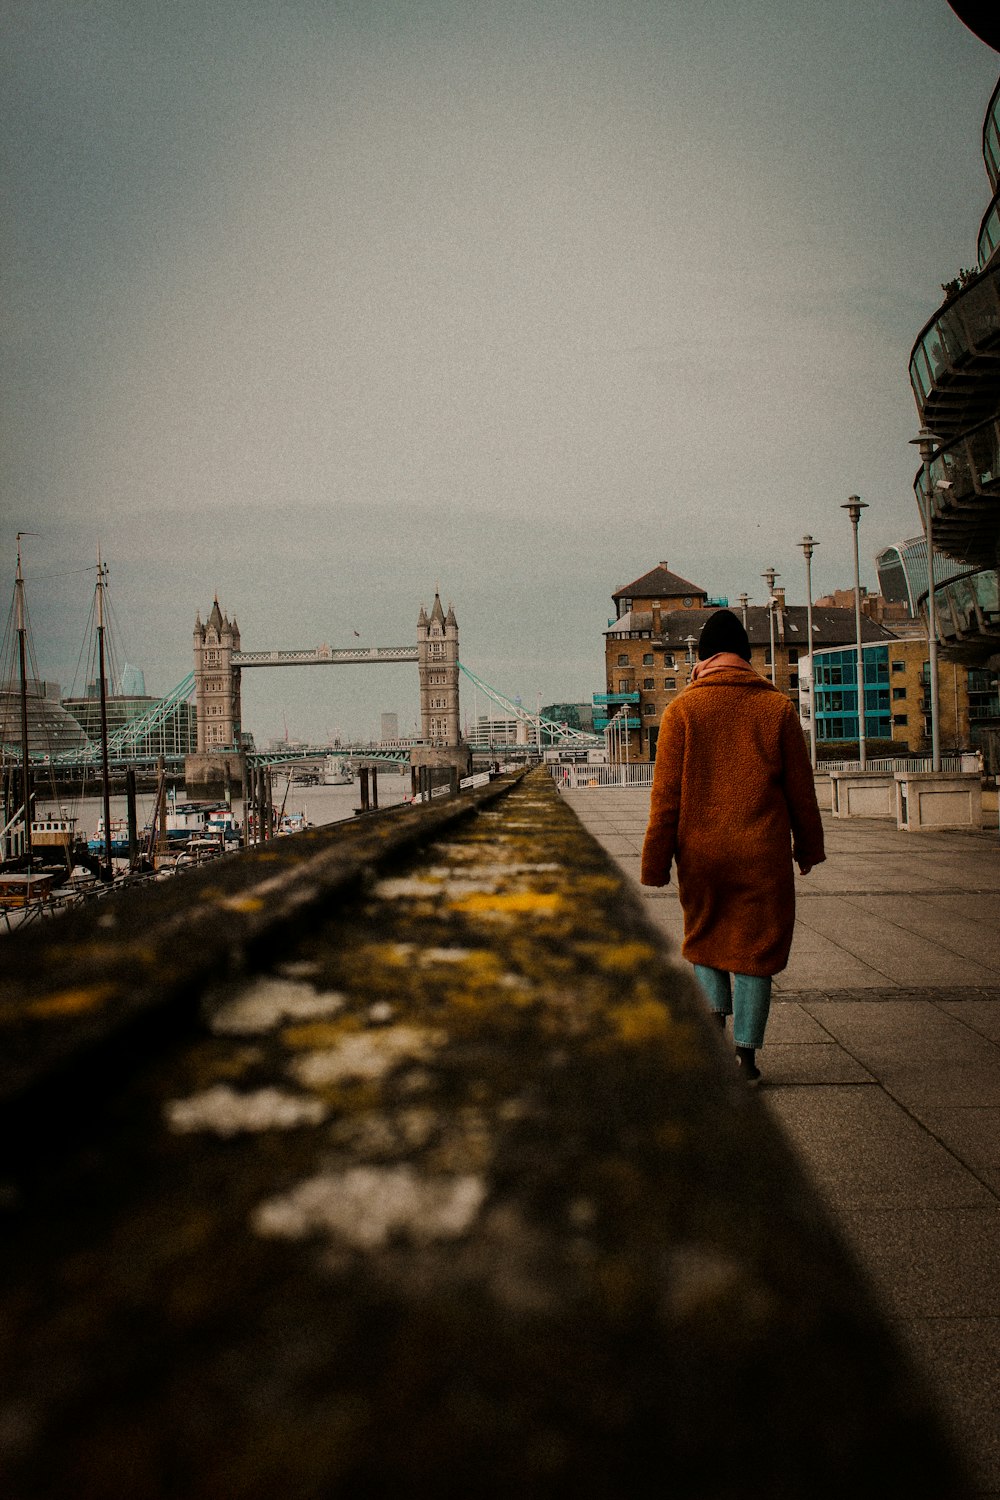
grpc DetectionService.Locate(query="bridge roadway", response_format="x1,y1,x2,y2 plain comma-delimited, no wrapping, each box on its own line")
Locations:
0,770,972,1497
563,781,1000,1496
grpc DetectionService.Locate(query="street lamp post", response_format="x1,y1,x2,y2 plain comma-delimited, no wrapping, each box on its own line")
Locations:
684,634,697,678
910,429,942,773
761,568,779,684
841,496,869,770
799,535,819,770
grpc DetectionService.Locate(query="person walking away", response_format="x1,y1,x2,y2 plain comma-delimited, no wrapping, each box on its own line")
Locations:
640,609,825,1083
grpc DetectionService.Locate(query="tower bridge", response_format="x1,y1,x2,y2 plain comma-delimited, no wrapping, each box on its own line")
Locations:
188,592,464,796
37,593,600,786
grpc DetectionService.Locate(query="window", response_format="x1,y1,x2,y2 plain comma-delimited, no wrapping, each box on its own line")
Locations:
893,714,908,726
619,679,633,693
664,678,676,690
892,687,906,700
663,654,675,667
788,648,799,663
891,660,905,673
642,653,654,666
643,677,654,690
644,703,655,716
617,653,629,666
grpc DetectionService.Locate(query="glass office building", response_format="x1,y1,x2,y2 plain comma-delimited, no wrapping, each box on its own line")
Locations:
875,538,966,618
812,645,892,744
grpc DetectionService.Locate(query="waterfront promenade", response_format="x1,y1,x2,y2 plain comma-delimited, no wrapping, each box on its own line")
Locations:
563,784,1000,1497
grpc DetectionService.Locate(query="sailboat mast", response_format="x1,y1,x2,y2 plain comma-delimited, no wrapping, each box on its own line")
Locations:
15,536,32,861
96,549,113,881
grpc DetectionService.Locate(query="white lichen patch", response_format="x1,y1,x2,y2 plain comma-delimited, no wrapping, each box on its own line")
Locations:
499,973,533,991
424,874,504,896
210,977,346,1035
166,1085,326,1136
418,947,475,965
328,1105,438,1157
290,1024,445,1089
276,959,322,979
372,876,444,899
253,1165,486,1249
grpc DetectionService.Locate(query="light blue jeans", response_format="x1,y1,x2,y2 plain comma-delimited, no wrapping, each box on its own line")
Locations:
694,965,773,1050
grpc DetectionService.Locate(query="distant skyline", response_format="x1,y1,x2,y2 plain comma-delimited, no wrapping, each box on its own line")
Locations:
4,1,998,743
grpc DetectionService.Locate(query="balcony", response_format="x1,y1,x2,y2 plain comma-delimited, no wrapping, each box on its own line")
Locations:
925,567,1000,665
594,716,640,732
913,414,1000,568
593,692,640,705
908,261,1000,443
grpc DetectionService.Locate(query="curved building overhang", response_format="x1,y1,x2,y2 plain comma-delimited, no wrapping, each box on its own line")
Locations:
947,4,1000,53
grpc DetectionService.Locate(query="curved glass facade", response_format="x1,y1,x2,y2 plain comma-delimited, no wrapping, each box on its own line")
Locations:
907,73,1000,671
978,198,1000,270
983,75,1000,193
875,538,965,616
0,681,92,760
908,266,1000,437
912,415,1000,566
933,567,1000,643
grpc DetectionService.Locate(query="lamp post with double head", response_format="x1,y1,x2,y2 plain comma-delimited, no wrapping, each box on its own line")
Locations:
910,428,942,773
841,496,869,770
761,568,779,684
799,535,819,770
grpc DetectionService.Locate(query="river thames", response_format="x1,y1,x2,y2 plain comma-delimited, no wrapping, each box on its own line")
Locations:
34,769,413,844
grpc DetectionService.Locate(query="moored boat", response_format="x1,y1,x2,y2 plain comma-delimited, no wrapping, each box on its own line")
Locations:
322,755,353,785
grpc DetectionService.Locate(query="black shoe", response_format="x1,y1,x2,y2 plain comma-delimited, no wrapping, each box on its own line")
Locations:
736,1046,761,1085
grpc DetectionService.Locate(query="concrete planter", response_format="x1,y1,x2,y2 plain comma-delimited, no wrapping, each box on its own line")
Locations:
894,770,983,831
813,771,833,811
829,771,896,820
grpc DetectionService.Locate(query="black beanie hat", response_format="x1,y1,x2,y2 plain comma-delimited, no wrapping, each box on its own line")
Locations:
697,608,751,662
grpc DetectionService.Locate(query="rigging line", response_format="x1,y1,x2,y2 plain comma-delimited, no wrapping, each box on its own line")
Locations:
22,565,100,582
68,590,99,702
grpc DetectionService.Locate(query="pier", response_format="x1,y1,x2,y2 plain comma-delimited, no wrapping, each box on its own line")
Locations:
0,770,973,1497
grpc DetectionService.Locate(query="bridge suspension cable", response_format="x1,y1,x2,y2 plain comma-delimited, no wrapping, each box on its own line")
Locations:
49,672,196,765
457,663,601,747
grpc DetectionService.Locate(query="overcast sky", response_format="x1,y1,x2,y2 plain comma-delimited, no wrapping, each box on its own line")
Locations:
3,0,998,744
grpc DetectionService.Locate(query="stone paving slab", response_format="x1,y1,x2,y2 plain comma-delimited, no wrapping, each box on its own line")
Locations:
836,1207,1000,1319
763,1087,996,1211
901,1319,1000,1494
791,898,1000,988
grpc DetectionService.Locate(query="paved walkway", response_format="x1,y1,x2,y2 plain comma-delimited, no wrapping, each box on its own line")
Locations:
563,786,1000,1498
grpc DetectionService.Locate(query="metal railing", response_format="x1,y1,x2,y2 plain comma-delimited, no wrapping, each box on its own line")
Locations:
548,763,654,790
820,753,979,774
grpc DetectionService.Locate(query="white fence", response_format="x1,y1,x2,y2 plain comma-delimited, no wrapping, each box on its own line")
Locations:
547,763,654,790
820,754,980,775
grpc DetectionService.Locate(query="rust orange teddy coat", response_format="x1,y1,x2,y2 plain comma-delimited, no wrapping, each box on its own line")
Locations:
640,665,826,976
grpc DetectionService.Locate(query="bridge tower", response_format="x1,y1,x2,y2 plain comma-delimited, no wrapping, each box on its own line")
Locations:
193,598,242,752
186,599,245,801
416,593,460,745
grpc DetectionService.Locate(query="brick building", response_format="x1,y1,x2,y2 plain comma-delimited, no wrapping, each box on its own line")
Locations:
600,562,896,761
